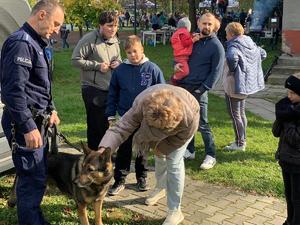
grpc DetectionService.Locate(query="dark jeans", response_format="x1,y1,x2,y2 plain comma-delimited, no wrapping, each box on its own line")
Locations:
281,163,300,225
82,86,109,150
114,133,148,183
62,38,69,48
187,91,216,158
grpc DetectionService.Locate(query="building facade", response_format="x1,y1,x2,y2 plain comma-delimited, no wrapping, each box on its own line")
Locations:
282,0,300,56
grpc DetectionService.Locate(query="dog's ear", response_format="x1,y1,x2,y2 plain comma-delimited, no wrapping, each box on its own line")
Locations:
103,147,112,161
81,141,92,155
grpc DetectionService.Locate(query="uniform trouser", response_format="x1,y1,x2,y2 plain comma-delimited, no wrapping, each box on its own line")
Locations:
114,134,148,183
154,138,191,211
82,86,109,150
281,163,300,225
187,91,216,158
12,144,48,225
225,94,247,146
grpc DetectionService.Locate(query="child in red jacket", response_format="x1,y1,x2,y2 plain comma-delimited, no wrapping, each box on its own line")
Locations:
170,17,200,85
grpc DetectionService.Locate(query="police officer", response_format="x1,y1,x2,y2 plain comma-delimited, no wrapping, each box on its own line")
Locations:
0,1,64,224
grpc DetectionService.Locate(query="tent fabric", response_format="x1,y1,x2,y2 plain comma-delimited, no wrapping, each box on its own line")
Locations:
0,0,31,50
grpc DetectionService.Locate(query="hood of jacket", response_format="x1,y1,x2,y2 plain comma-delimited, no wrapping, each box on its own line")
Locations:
226,35,258,64
123,54,149,65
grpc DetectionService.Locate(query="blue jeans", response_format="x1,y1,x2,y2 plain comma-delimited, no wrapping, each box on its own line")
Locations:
154,138,191,211
187,91,216,158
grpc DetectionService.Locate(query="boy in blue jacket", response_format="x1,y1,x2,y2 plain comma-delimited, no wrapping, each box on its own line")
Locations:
106,35,165,195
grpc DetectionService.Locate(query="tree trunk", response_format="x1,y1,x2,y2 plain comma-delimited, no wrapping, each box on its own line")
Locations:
79,26,83,38
189,0,196,32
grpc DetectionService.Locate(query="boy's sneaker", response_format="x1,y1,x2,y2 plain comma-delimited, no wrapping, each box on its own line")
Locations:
145,188,166,206
137,178,150,192
183,149,195,160
162,210,184,225
108,181,125,196
200,155,216,170
224,142,246,151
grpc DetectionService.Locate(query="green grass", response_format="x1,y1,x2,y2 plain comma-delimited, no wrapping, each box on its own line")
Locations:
0,42,283,224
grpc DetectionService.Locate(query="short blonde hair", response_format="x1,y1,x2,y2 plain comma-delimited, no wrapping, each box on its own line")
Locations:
124,35,143,50
225,22,244,36
143,89,183,130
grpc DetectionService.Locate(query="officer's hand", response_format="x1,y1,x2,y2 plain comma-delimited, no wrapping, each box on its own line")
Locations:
49,111,60,127
174,63,183,73
100,62,110,73
24,129,43,149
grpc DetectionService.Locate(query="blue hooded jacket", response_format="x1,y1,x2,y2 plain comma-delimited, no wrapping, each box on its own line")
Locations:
226,35,266,95
106,56,165,118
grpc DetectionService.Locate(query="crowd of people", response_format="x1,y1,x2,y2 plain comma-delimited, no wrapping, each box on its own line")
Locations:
0,0,295,225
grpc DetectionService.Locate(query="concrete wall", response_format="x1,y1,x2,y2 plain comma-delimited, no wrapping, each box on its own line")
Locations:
282,0,300,55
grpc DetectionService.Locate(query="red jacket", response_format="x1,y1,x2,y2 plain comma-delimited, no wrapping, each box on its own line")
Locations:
171,27,193,57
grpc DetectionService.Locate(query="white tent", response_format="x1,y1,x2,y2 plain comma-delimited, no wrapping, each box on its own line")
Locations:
0,0,31,173
0,0,31,50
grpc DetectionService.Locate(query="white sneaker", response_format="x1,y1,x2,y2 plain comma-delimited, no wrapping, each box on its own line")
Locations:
145,188,166,206
183,149,195,160
162,210,184,225
224,142,246,151
200,155,216,170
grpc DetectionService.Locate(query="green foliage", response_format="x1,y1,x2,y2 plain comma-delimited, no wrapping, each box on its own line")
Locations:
27,0,37,8
63,0,121,27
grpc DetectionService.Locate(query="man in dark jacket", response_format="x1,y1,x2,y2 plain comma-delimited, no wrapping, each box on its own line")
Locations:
176,12,225,169
0,1,64,224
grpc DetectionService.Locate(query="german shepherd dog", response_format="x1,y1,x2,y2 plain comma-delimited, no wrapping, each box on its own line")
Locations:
7,125,113,225
47,144,113,225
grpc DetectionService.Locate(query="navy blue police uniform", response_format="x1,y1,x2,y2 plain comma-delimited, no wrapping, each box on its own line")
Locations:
0,22,54,225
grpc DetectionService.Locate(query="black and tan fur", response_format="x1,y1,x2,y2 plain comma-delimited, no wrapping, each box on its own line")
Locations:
47,144,113,225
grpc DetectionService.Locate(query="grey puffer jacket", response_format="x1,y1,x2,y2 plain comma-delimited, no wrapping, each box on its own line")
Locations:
226,35,266,95
71,30,121,91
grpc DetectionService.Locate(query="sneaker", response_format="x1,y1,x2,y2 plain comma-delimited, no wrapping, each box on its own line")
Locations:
108,181,125,196
224,142,246,151
162,210,184,225
183,149,195,160
200,155,216,170
145,188,166,206
137,178,150,192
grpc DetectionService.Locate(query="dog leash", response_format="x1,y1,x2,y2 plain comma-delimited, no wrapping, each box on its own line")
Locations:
48,124,83,153
56,131,83,153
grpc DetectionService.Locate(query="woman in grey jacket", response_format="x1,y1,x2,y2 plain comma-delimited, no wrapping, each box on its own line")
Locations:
98,84,200,225
223,22,266,151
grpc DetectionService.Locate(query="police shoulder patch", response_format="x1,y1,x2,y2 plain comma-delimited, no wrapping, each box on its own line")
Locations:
14,56,32,67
